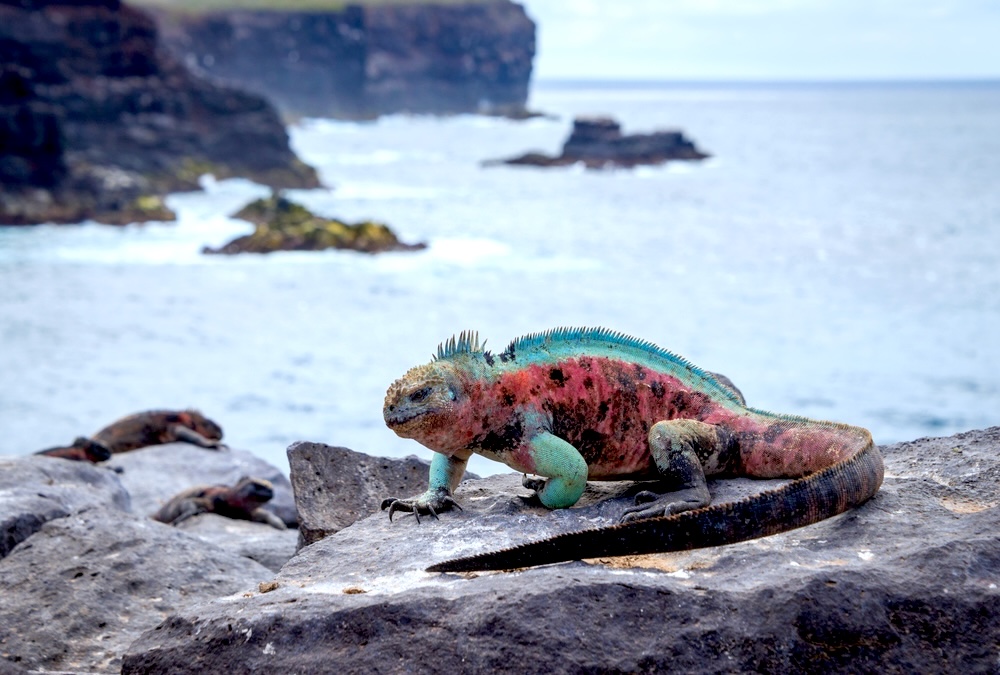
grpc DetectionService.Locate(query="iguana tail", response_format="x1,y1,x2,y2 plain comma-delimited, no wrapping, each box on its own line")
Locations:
427,441,884,573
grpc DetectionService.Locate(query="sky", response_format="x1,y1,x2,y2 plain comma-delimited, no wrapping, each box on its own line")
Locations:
522,0,1000,81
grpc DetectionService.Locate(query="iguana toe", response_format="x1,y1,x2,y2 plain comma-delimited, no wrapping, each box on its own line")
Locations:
632,490,659,504
522,475,546,492
381,493,462,523
619,487,711,523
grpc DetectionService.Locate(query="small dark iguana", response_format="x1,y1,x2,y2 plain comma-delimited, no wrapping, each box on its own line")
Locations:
152,477,286,529
93,409,226,453
381,327,883,573
35,437,112,463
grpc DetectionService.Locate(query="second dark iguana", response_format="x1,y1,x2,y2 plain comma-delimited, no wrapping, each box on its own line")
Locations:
381,327,884,572
93,409,226,453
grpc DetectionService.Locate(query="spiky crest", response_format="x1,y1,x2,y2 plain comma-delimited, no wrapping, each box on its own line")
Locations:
498,326,742,405
433,330,486,361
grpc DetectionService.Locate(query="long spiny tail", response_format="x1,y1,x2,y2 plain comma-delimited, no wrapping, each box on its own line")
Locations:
427,441,884,573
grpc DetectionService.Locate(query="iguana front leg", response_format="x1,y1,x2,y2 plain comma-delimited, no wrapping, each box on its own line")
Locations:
170,424,228,450
251,508,288,530
519,432,589,509
620,419,731,523
381,451,469,522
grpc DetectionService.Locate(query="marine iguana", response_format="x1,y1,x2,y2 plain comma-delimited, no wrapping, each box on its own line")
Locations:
93,409,227,453
35,437,112,463
152,476,286,529
381,327,883,572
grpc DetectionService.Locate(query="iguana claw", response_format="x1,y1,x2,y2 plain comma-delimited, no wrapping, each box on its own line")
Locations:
619,487,711,523
381,492,462,523
522,474,546,493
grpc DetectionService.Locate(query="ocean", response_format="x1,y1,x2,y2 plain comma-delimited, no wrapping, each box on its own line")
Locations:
2,81,998,478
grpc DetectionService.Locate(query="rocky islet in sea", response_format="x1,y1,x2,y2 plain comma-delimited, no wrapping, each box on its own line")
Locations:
487,116,710,169
202,194,427,255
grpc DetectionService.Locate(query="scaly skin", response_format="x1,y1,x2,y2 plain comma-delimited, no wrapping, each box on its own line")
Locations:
152,477,286,530
35,437,112,463
93,409,226,453
382,327,883,572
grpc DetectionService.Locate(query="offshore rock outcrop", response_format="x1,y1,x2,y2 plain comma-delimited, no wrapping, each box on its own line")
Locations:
202,194,426,255
490,116,710,169
0,0,318,226
143,1,536,119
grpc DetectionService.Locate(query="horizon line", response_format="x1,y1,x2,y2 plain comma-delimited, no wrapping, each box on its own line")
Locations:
533,76,1000,86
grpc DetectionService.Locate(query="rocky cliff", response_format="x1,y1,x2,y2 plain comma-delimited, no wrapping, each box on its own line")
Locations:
0,0,318,226
143,1,536,119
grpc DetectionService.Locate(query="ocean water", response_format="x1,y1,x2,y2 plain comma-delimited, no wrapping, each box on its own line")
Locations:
2,81,998,478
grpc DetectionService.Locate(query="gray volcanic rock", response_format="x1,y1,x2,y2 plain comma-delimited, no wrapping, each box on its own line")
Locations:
145,1,536,119
287,442,477,548
108,443,298,527
490,116,710,169
0,456,129,558
174,512,299,573
0,507,271,673
0,0,318,226
122,428,1000,672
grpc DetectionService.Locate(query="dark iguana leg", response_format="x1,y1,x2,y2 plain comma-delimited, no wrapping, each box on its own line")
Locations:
170,424,227,450
382,451,468,522
251,508,288,530
620,419,729,523
167,499,208,526
520,432,589,509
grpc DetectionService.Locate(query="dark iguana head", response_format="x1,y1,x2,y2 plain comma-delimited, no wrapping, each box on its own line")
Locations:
383,359,478,454
232,477,274,505
179,410,224,441
73,437,112,462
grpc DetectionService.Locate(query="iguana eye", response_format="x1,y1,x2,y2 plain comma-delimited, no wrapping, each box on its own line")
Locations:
409,387,432,402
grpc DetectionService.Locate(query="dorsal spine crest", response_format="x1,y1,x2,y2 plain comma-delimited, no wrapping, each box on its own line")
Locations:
433,326,743,405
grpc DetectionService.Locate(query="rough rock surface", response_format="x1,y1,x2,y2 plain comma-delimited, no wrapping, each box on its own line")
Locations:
0,0,318,226
108,442,299,527
0,507,272,673
202,194,426,255
288,442,478,549
174,512,299,573
0,456,129,558
144,1,536,119
123,428,1000,672
489,116,710,169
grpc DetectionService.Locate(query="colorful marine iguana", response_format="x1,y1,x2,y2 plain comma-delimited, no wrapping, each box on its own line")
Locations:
381,327,883,572
93,409,226,453
152,477,286,529
35,437,112,463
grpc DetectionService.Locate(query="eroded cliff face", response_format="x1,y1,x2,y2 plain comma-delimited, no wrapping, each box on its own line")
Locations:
149,1,536,119
0,0,318,225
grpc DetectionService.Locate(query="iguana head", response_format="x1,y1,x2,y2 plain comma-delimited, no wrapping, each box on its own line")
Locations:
384,360,471,453
232,476,274,505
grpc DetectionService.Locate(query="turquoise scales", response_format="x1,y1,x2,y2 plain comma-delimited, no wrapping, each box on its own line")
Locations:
382,327,884,572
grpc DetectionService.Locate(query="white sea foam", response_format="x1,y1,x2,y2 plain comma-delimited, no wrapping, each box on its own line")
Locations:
3,82,999,475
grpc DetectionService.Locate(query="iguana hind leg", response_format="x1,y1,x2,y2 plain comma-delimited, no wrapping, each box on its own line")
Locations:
518,432,589,509
620,419,732,523
170,424,227,450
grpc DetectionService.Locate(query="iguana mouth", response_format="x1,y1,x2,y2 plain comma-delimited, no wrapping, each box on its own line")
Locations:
384,408,429,428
